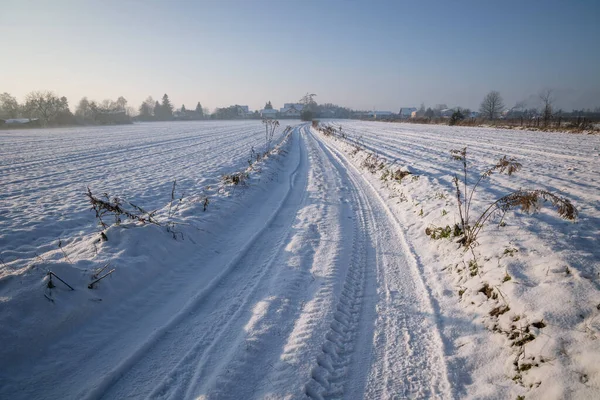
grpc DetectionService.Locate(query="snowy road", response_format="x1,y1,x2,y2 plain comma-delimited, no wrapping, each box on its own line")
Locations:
2,125,453,399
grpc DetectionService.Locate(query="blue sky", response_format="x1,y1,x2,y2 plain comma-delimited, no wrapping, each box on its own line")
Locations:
1,0,599,112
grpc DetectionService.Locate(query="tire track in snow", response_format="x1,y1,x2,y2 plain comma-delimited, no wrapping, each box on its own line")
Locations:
303,129,371,400
190,124,365,399
88,128,309,400
312,129,454,399
232,126,368,399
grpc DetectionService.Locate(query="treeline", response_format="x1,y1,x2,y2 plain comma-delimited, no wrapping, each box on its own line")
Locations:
406,90,600,130
4,88,597,129
137,94,205,121
0,91,133,127
0,91,77,127
297,94,352,121
0,91,207,128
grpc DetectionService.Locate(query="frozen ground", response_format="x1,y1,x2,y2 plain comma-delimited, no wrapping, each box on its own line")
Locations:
0,120,598,399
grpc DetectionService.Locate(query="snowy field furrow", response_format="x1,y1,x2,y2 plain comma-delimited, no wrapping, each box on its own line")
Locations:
0,121,293,274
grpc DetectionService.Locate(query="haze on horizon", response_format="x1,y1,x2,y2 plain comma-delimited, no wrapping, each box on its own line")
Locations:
1,0,599,113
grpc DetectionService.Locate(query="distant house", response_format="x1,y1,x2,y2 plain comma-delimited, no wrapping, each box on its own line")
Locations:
237,105,251,117
440,108,455,118
261,109,278,118
2,118,40,127
399,107,417,118
368,111,393,119
352,111,369,118
279,103,304,118
4,118,39,124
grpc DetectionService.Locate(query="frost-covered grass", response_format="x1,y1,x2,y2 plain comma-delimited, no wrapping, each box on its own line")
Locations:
0,121,292,276
318,120,600,399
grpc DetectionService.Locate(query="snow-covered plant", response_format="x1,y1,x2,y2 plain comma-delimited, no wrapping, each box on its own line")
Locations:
222,172,248,186
166,180,185,240
86,187,160,232
262,118,280,154
450,147,577,248
361,153,381,173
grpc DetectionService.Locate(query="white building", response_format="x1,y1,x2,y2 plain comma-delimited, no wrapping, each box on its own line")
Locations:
279,103,304,118
399,107,417,118
440,108,455,117
3,118,39,124
368,111,393,119
260,109,278,118
237,105,251,117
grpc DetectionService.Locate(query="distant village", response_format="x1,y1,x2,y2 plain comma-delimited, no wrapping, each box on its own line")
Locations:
2,90,599,129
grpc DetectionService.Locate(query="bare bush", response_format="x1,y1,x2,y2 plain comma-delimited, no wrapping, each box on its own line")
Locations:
222,172,249,186
86,187,160,232
361,153,384,173
450,147,577,247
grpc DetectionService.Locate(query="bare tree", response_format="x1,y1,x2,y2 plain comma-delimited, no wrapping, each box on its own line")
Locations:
0,92,20,118
125,106,136,117
100,99,116,111
299,93,317,107
75,97,94,123
24,91,68,125
479,91,505,120
115,96,128,112
299,93,317,121
539,89,554,126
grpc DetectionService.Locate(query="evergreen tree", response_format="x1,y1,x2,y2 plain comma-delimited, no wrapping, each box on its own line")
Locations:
196,102,204,118
264,101,273,110
154,101,162,119
181,104,186,113
449,109,465,125
161,94,173,119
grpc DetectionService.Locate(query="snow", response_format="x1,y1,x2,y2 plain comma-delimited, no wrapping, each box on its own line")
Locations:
0,120,598,399
0,120,292,276
317,120,600,399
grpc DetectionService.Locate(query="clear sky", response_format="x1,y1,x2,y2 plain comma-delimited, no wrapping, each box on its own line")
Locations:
1,0,599,112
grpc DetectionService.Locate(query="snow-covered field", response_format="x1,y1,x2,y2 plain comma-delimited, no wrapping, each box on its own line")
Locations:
0,121,291,275
0,120,598,399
